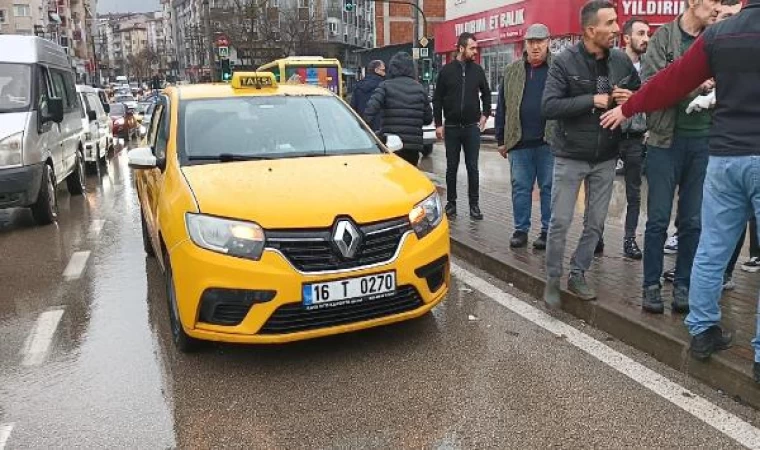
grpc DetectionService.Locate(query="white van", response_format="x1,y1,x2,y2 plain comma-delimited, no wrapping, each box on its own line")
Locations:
76,84,112,167
0,35,86,225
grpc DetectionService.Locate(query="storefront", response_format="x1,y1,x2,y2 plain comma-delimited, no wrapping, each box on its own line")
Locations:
435,0,680,89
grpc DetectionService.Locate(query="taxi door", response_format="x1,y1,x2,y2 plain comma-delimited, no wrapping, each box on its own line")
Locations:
140,96,169,249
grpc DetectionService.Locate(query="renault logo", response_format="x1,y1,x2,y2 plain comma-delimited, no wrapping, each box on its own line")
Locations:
333,220,361,259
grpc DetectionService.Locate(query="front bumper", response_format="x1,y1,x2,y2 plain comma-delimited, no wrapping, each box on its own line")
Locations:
169,219,450,344
0,163,44,209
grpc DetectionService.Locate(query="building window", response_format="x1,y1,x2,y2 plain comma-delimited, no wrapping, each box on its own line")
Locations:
0,9,7,23
13,4,31,17
298,0,308,7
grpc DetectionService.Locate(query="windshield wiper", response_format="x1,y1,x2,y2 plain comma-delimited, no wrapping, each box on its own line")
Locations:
188,153,273,162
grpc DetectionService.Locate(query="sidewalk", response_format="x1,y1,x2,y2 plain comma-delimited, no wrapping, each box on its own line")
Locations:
419,146,760,408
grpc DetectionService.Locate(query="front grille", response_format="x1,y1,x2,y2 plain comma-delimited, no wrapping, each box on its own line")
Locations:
258,285,423,334
267,217,411,272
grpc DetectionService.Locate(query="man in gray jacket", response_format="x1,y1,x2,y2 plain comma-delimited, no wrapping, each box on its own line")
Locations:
541,0,640,307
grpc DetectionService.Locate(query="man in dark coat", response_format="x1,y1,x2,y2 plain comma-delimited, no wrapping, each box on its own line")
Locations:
350,60,385,131
364,52,433,167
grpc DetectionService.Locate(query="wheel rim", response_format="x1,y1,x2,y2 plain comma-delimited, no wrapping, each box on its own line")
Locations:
47,167,57,216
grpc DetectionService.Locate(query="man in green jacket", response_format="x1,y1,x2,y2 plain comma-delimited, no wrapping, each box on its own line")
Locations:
639,0,720,314
495,24,555,250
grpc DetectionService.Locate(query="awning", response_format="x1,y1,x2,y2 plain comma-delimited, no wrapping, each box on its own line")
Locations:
48,12,62,24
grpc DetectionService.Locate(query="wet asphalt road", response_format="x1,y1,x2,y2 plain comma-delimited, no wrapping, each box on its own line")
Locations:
1,146,759,449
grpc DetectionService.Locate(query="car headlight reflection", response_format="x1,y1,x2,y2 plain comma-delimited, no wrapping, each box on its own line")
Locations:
409,192,443,239
0,132,23,168
186,213,265,260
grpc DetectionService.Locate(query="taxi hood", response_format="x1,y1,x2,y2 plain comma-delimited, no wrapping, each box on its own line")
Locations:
181,154,436,228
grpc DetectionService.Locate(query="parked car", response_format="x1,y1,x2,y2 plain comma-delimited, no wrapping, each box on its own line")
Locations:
77,85,112,169
0,35,86,225
115,93,137,110
139,102,156,139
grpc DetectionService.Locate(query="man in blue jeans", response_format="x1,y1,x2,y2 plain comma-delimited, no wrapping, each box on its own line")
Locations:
495,24,555,250
601,0,760,380
636,0,719,314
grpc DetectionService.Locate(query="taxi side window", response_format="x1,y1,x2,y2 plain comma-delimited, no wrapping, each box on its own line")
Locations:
151,99,170,160
147,103,163,149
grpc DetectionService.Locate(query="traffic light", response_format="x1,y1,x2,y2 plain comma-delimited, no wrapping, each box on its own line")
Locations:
221,59,232,82
421,58,432,82
343,0,355,12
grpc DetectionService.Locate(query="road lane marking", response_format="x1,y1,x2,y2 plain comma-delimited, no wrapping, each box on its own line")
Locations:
451,263,760,450
89,219,105,236
62,251,91,280
21,309,65,367
0,423,13,449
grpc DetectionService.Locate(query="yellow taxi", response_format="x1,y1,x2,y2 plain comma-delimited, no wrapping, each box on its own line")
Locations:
128,72,450,352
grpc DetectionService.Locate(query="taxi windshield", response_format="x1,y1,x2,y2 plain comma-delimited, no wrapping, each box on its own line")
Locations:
180,95,379,162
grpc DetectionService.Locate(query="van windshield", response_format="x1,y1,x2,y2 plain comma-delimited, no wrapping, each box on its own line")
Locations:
0,63,31,113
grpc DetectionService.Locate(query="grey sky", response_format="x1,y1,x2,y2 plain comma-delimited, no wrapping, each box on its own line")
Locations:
98,0,161,14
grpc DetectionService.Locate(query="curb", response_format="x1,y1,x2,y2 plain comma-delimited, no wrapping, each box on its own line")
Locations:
450,234,760,410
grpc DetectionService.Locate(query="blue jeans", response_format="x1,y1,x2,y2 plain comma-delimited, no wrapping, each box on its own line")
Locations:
508,145,554,233
643,136,709,289
445,125,481,205
685,156,760,363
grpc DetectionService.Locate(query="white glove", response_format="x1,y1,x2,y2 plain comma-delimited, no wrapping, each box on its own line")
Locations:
686,90,716,114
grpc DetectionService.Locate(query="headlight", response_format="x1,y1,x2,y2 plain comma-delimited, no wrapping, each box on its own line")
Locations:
409,192,443,239
186,213,266,260
0,132,23,168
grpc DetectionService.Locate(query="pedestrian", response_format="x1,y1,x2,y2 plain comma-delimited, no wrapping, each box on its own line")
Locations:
364,52,433,167
433,32,491,221
350,60,386,131
634,0,721,314
600,0,760,378
541,0,641,306
494,24,555,250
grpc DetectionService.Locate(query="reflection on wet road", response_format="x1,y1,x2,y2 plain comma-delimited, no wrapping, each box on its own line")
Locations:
0,147,758,449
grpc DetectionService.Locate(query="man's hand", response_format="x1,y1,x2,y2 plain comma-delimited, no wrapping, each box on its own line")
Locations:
479,115,488,132
436,126,445,140
498,146,508,159
594,94,611,109
612,87,633,106
600,106,627,130
686,90,716,114
699,79,715,94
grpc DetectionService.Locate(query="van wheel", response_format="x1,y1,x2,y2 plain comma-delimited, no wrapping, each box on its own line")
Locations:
164,253,200,353
67,149,86,195
31,164,58,225
141,208,155,257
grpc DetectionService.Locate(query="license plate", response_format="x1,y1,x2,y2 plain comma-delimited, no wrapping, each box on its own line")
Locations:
303,272,396,309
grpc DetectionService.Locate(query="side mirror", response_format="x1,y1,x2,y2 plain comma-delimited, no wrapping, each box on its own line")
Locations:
385,134,404,153
42,97,64,124
128,147,157,170
103,103,110,114
87,110,97,122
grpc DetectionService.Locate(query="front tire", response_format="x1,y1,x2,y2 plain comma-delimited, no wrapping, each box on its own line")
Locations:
164,253,200,353
66,149,86,195
31,164,57,225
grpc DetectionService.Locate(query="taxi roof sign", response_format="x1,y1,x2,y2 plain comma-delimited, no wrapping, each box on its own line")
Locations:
231,72,278,90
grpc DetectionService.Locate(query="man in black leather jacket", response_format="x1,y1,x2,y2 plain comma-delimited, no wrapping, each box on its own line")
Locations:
541,0,641,307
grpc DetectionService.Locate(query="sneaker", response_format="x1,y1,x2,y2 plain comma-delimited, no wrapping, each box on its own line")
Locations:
615,158,625,176
544,277,561,309
594,239,605,256
663,268,675,283
445,202,457,219
568,273,596,300
741,257,760,273
624,237,642,260
470,204,483,221
690,326,733,361
510,231,528,248
723,275,736,291
533,231,548,250
664,235,678,254
642,285,664,314
672,285,690,314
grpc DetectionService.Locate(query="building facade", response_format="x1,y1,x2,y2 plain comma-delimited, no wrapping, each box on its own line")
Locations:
435,0,682,90
374,0,444,47
96,12,168,81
